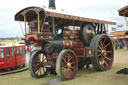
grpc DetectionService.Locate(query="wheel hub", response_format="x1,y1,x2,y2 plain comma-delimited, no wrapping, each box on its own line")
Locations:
102,50,107,56
67,63,71,68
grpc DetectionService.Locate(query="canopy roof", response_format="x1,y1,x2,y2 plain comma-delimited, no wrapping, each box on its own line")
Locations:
118,6,128,17
15,6,116,25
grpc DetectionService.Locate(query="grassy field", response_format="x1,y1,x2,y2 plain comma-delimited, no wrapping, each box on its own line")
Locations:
0,49,128,85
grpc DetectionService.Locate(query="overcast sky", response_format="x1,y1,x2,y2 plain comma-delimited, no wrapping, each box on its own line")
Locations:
0,0,128,38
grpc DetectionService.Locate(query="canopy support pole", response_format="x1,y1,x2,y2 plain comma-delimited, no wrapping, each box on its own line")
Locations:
52,17,55,34
123,15,128,24
41,16,46,32
24,16,26,35
19,22,25,36
38,13,40,34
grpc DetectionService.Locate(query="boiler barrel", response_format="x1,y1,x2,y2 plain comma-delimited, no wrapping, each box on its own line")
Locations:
43,40,83,54
43,40,63,54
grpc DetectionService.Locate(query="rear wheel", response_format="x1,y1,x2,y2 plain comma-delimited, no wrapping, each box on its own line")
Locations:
90,34,114,71
56,50,78,80
29,50,49,78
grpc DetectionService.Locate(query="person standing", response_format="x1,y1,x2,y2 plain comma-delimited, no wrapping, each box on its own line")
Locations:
126,40,128,50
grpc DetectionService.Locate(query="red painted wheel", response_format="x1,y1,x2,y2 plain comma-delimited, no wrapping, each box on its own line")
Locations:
29,50,49,78
56,50,78,80
90,34,114,71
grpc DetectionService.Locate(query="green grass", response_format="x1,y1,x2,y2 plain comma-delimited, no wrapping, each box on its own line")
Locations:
0,49,128,85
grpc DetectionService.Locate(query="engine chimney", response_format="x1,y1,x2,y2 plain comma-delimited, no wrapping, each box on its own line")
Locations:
49,0,56,10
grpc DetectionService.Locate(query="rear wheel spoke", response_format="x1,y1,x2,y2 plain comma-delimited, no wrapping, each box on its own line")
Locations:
106,51,112,53
99,60,104,67
104,43,110,48
103,37,107,44
98,53,102,57
100,41,104,49
97,50,102,52
98,45,102,50
105,57,111,61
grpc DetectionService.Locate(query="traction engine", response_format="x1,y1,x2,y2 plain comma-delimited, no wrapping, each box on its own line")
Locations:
14,0,116,80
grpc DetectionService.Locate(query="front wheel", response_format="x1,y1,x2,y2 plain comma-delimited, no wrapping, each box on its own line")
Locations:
56,50,78,80
90,34,114,71
29,50,49,78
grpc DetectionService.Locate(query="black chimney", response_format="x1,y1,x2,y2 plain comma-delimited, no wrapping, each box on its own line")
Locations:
49,0,56,9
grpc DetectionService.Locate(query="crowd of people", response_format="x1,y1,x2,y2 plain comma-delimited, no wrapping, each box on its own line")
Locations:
115,40,128,49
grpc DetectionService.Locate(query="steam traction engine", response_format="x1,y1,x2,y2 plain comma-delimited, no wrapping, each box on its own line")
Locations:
15,6,115,80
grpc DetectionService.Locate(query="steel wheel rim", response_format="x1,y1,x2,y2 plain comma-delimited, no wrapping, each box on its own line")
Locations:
32,52,49,77
97,37,113,70
61,52,77,80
